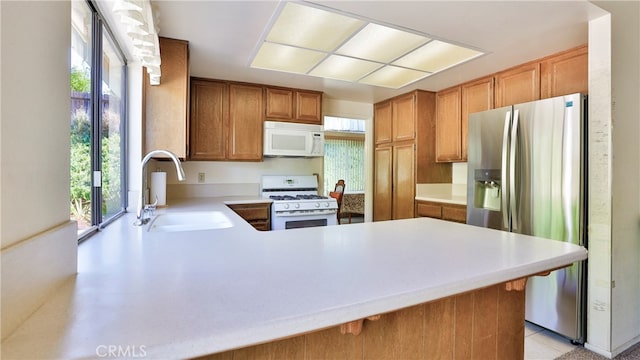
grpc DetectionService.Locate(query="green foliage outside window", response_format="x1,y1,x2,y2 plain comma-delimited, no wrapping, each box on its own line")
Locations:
70,69,121,229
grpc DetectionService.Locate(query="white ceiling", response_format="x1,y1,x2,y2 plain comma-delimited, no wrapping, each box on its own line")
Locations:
148,0,606,103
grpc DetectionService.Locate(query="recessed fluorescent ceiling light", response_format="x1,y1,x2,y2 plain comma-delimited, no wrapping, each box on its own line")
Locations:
266,2,365,52
336,23,429,63
250,2,484,89
309,55,382,82
251,42,326,74
359,66,431,89
393,40,484,72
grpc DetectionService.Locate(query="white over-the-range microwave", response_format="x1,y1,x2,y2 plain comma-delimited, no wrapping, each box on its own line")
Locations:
263,121,324,157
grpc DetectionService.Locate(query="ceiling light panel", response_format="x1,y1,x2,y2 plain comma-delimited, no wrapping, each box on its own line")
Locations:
309,55,382,82
267,2,365,52
336,23,430,63
359,65,431,89
393,40,484,72
251,42,326,74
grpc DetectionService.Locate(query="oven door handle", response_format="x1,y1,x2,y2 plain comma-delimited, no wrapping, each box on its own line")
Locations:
273,211,337,217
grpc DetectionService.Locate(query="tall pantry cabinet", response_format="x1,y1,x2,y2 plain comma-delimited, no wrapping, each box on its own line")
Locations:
373,91,451,221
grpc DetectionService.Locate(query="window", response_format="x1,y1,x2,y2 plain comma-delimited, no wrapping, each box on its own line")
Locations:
71,0,127,240
323,116,365,194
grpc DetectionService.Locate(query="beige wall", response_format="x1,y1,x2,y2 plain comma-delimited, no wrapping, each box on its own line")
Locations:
0,1,77,339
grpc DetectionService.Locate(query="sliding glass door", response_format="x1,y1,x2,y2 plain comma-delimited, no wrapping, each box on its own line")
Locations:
71,0,127,240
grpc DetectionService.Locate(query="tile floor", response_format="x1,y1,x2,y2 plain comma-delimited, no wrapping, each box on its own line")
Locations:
525,322,578,359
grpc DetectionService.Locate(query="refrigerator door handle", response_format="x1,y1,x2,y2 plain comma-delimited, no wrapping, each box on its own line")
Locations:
509,109,520,231
501,111,511,229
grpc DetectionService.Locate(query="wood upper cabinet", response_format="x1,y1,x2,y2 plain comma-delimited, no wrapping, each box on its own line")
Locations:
264,87,293,120
495,62,540,107
435,87,462,162
461,77,494,159
541,45,588,98
189,78,263,161
295,91,322,124
189,79,227,161
435,77,493,163
392,93,416,142
265,87,322,124
228,83,264,161
374,101,393,145
143,37,189,158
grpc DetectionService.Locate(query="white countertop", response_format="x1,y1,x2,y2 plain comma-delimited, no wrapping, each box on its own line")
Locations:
1,197,586,359
415,183,467,205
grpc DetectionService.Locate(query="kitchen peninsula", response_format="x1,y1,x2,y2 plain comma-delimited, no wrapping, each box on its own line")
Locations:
1,198,587,359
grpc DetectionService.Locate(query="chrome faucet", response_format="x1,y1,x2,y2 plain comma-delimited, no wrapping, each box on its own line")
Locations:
134,149,186,226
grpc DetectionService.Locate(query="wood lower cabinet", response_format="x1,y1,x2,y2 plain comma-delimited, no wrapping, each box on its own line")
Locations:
416,200,467,223
265,86,322,124
227,202,271,231
541,45,588,98
189,78,263,161
495,62,540,107
143,37,189,159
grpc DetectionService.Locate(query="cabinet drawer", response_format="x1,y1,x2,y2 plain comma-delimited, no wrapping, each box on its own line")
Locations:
442,204,467,223
227,203,270,220
249,220,270,231
416,202,442,219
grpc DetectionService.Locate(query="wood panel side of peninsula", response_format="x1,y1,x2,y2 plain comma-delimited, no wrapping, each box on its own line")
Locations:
198,281,526,360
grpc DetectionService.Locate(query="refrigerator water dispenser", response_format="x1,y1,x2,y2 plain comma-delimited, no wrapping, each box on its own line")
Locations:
473,169,501,211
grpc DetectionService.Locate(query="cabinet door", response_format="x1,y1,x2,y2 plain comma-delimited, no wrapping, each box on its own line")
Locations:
265,87,293,120
189,79,227,161
393,142,415,220
541,45,588,98
416,201,442,219
393,93,416,142
435,87,462,162
461,77,494,161
374,101,393,145
495,62,540,107
228,84,264,161
374,146,393,221
442,204,467,223
143,37,189,158
295,91,322,124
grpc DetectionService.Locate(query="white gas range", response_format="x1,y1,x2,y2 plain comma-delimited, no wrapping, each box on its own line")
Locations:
261,175,338,230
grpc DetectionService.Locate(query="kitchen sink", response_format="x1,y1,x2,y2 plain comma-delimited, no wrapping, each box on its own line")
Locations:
148,211,233,232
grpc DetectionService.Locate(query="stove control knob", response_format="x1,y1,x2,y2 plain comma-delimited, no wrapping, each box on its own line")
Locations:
284,204,289,209
324,202,330,207
315,202,320,208
295,203,300,209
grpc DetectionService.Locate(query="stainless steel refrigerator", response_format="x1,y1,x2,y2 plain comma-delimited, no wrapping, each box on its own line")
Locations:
466,93,586,343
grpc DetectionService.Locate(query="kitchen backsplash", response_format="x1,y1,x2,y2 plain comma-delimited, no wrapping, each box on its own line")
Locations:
153,157,323,198
452,163,468,185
